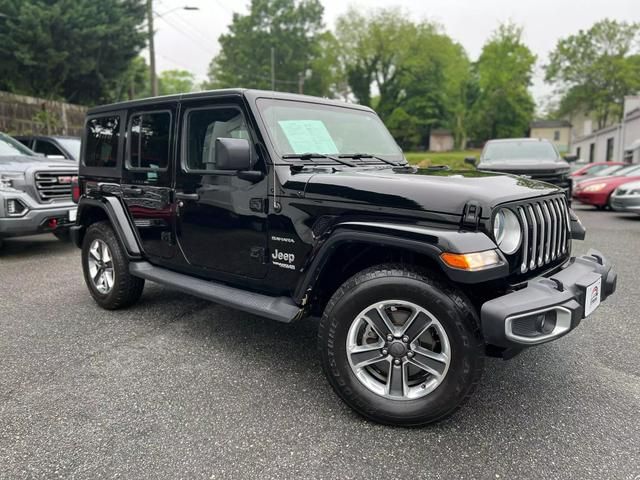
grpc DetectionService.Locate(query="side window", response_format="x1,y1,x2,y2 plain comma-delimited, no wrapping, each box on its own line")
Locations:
34,140,64,157
128,111,171,170
85,116,120,168
184,107,249,171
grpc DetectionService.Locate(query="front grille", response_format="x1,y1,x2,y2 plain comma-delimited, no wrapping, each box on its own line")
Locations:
515,195,571,274
34,171,75,201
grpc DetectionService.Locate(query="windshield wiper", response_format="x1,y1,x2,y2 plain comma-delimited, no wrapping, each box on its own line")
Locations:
282,153,357,167
338,153,403,167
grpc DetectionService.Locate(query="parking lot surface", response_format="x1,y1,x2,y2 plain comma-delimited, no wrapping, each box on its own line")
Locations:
1,205,639,480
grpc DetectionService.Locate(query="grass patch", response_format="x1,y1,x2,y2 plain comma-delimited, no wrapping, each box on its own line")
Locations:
404,150,481,170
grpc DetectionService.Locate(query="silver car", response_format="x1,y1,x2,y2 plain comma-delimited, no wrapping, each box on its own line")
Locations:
610,180,640,213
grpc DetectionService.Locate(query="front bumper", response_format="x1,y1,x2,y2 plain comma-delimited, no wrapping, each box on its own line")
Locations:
0,190,76,238
610,194,640,213
481,249,616,349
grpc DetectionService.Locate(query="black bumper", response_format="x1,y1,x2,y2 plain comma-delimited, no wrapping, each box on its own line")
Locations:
481,249,616,349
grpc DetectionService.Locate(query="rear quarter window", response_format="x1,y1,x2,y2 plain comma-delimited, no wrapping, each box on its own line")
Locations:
84,115,120,168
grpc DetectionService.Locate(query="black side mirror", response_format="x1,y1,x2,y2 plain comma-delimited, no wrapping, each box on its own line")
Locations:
215,138,251,171
563,154,578,162
464,157,477,167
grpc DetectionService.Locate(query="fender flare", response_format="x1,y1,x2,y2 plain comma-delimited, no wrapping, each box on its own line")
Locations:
72,197,142,258
293,222,507,304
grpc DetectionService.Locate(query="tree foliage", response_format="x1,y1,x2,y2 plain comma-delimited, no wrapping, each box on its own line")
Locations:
0,0,147,105
470,23,536,141
205,0,335,97
545,19,640,129
159,70,196,96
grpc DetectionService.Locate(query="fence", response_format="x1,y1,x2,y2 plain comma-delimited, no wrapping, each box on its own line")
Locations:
0,91,87,137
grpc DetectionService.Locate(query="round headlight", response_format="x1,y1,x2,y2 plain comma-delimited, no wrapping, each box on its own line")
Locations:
493,208,521,255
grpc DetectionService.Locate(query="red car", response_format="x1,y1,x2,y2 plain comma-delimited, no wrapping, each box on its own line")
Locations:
573,164,640,208
570,161,624,178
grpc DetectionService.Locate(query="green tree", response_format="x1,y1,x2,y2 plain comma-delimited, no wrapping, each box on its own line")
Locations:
471,23,536,141
545,19,640,129
335,8,472,150
159,69,196,95
0,0,147,105
205,0,332,96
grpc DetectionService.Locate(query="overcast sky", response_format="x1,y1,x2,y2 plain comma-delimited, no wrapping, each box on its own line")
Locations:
150,0,638,108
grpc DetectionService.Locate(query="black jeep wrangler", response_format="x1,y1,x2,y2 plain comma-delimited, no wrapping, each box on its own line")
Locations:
71,89,617,426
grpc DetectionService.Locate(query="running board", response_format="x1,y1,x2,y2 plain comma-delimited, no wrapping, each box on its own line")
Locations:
129,261,302,323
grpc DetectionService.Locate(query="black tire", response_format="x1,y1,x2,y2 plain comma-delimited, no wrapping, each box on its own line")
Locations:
81,221,145,310
53,228,71,241
318,264,484,426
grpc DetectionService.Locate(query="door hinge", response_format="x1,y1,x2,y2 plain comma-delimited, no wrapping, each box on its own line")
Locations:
250,246,266,263
250,198,263,212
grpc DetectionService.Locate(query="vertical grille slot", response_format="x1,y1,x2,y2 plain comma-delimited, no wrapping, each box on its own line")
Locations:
34,171,75,201
513,195,571,275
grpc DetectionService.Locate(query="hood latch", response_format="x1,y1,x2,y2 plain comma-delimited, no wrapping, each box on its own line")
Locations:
462,200,482,230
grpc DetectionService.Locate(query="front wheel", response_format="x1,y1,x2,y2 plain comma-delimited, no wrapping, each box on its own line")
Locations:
318,265,484,426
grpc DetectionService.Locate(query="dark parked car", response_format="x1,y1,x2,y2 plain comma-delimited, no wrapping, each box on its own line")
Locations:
468,138,573,200
0,132,78,247
71,90,617,426
15,135,81,161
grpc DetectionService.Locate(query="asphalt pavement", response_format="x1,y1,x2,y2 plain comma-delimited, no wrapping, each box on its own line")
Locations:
0,205,639,480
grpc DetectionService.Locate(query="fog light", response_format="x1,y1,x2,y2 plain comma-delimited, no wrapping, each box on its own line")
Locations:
535,311,557,334
6,199,27,217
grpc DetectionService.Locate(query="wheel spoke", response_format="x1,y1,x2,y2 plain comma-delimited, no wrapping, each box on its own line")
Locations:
89,243,101,262
409,346,448,377
350,344,386,369
363,306,395,338
101,245,112,264
103,269,114,289
92,268,103,284
401,311,433,342
387,362,406,397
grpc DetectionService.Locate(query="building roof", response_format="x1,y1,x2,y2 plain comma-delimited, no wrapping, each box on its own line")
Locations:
529,120,572,128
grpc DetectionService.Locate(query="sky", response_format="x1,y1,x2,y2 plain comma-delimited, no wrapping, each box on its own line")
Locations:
150,0,638,109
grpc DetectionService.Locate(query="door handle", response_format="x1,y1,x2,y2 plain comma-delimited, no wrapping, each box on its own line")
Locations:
175,192,200,201
122,186,143,195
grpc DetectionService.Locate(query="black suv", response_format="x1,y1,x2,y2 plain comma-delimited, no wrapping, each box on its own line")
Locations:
71,90,617,426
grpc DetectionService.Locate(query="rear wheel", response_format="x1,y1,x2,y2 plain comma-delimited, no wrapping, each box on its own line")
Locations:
318,265,484,426
81,221,144,310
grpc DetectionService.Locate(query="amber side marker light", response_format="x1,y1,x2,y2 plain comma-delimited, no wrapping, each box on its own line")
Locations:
440,250,502,271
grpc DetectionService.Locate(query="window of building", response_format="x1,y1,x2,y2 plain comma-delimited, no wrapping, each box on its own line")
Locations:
553,130,560,141
606,137,614,161
84,116,120,168
589,143,595,163
128,112,171,170
576,147,581,160
184,107,250,171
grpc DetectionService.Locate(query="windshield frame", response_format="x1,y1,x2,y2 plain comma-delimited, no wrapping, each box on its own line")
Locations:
0,132,38,157
481,140,562,163
253,97,404,165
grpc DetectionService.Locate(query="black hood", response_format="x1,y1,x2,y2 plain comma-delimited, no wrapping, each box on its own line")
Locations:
300,167,561,217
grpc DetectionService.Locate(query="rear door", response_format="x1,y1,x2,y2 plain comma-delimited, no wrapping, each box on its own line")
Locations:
173,97,269,279
120,104,177,260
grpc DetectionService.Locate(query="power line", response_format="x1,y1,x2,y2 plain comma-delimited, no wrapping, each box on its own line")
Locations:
153,10,218,57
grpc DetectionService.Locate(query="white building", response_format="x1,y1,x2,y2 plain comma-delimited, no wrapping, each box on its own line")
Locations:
571,96,640,163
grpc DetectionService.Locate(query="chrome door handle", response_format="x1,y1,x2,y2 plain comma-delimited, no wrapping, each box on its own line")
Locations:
175,192,200,201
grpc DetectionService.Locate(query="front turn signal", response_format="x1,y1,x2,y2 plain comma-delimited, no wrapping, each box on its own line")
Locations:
440,250,502,271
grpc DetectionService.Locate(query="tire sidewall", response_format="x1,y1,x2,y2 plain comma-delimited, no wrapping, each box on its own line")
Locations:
321,273,482,425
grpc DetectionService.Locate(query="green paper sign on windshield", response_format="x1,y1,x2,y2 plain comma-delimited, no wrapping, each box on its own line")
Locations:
278,120,339,155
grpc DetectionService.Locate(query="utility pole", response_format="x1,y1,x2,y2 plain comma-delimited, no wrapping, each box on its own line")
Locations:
298,72,304,94
270,47,275,91
147,0,158,96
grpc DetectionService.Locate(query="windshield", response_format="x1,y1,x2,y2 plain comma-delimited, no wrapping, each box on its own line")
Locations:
594,165,624,177
55,137,81,160
256,98,403,161
0,133,36,157
621,165,640,176
482,141,560,162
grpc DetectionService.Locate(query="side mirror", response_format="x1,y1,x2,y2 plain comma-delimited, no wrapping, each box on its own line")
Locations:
564,154,578,162
464,157,477,167
215,137,251,171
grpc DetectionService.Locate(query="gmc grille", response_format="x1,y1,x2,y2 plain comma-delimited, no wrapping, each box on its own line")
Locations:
515,195,571,274
34,171,75,201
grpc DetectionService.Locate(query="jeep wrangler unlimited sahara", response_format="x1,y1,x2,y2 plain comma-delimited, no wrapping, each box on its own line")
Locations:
71,90,617,426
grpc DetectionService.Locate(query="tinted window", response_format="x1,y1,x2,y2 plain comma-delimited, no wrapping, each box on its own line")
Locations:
85,116,120,168
185,108,249,171
34,140,65,157
128,112,171,170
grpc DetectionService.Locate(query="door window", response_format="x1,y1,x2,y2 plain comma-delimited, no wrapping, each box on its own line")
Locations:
127,111,171,170
34,140,65,157
183,107,250,172
85,115,120,168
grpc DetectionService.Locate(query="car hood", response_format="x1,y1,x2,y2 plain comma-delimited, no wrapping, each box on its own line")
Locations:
301,167,562,217
477,159,570,173
0,155,73,172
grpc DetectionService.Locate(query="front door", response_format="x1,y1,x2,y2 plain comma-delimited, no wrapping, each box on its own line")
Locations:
120,104,177,260
174,99,268,279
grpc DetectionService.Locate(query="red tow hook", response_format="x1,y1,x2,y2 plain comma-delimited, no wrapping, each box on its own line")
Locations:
48,218,58,229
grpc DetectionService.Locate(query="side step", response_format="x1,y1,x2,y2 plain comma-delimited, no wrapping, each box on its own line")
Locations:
129,261,302,323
